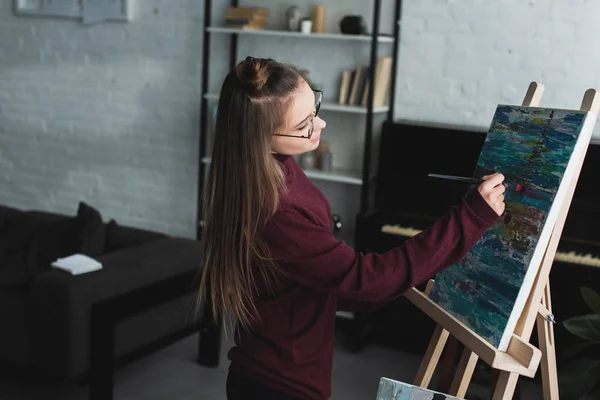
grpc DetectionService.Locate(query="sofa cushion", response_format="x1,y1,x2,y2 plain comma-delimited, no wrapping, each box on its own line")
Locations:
0,211,48,251
0,211,51,287
0,202,106,288
75,202,106,256
0,205,24,220
104,219,168,253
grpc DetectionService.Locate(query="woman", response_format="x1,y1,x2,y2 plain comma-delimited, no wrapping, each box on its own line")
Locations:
198,57,505,400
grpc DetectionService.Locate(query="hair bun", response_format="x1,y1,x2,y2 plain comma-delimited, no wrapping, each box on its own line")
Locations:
235,56,270,93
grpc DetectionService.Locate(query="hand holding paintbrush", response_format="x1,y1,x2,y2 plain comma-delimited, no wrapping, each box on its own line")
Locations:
478,173,506,216
429,173,507,216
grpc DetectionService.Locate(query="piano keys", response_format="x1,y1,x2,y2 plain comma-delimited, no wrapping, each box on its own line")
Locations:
380,224,600,268
555,251,600,267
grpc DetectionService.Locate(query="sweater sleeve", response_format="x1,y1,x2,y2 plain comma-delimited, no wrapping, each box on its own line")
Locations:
263,189,501,303
337,298,388,313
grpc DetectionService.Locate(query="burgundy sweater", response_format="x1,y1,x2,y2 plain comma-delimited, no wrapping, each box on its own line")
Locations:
227,154,500,400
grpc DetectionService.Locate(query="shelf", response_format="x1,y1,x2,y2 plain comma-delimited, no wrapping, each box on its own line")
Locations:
319,102,389,114
302,168,363,185
206,27,394,43
204,94,389,114
201,157,362,185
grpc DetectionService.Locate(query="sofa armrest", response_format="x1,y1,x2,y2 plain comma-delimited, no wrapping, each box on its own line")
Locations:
29,237,203,378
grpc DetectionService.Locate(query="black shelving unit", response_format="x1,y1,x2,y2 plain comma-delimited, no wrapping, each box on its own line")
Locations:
196,0,402,241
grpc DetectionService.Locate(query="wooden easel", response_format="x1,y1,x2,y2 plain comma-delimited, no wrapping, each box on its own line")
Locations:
405,82,600,400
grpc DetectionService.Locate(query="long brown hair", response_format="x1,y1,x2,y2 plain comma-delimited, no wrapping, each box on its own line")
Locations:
197,57,302,331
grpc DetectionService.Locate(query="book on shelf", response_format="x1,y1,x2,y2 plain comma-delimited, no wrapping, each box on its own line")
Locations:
224,20,267,30
374,56,393,107
361,56,393,107
226,15,268,23
338,57,392,108
226,6,270,18
225,6,269,30
348,65,369,106
338,70,352,105
225,13,268,24
360,78,370,106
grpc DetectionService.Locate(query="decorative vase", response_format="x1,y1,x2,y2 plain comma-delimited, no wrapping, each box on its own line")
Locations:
312,5,326,33
285,6,300,31
340,15,367,35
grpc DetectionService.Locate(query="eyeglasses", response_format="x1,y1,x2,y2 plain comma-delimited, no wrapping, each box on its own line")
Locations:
274,89,322,140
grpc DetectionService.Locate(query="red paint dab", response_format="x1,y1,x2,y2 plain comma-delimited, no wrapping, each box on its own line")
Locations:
516,184,523,192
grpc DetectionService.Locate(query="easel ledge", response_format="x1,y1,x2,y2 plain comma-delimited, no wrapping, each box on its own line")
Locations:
405,82,600,400
405,282,541,378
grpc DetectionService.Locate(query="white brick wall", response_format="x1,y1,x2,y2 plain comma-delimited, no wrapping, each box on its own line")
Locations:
395,0,600,139
3,0,598,241
0,0,203,237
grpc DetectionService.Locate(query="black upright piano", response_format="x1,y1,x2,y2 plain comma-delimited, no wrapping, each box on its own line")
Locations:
353,120,600,366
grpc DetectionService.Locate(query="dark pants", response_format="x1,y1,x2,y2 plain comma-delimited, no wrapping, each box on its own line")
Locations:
226,371,300,400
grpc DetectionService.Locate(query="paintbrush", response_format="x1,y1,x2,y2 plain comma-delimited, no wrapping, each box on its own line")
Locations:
428,173,524,192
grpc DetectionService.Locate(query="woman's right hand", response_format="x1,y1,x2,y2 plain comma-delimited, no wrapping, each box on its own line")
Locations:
478,173,506,216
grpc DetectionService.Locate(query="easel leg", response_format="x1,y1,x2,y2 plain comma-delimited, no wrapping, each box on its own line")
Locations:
537,283,559,400
492,372,519,400
438,336,460,393
449,347,479,398
491,283,558,400
413,324,449,388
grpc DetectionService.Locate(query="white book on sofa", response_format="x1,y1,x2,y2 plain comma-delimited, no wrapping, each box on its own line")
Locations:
51,254,103,275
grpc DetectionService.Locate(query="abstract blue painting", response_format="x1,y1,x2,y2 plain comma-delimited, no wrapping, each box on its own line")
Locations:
376,377,459,400
429,105,593,350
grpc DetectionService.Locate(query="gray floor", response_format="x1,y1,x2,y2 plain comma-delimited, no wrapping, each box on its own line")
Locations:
0,333,543,400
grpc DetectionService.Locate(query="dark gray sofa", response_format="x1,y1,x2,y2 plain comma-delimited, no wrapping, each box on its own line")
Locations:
0,202,218,392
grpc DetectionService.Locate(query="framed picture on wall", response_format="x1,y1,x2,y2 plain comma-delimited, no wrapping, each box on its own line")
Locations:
14,0,133,24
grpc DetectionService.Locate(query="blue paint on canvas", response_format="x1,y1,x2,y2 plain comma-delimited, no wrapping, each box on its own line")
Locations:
376,377,459,399
429,105,587,348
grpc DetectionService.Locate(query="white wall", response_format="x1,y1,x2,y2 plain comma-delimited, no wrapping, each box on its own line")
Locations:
394,0,600,139
0,0,203,237
2,0,598,240
0,0,397,243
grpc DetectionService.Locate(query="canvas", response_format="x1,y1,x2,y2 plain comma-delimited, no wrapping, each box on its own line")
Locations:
429,105,594,351
376,377,459,400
